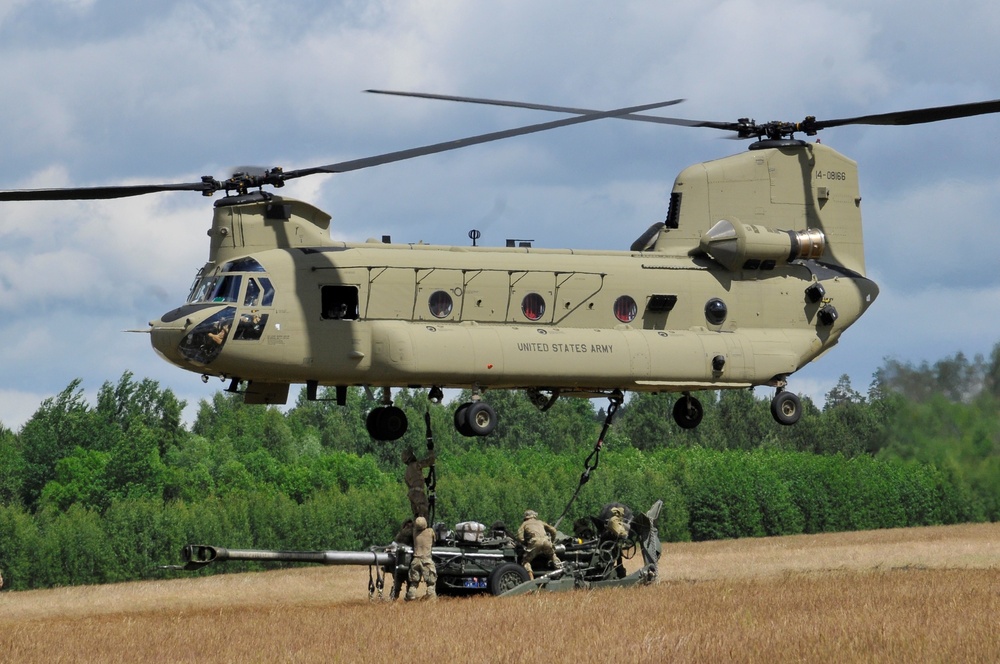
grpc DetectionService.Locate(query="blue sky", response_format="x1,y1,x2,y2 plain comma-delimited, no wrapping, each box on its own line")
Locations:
2,0,1000,428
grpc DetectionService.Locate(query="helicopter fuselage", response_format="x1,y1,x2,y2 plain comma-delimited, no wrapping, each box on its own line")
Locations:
148,141,879,436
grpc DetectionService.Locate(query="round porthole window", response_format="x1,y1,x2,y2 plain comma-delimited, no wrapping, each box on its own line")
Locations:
428,290,453,318
522,293,546,321
705,298,728,325
614,295,637,323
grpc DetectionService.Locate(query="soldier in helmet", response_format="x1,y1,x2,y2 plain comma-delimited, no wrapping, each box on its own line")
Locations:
404,516,437,601
605,505,630,579
607,506,629,539
516,509,561,580
402,447,435,519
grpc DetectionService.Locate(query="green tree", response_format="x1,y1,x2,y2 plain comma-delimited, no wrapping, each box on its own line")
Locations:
193,392,293,460
19,380,98,508
95,372,187,453
0,425,24,505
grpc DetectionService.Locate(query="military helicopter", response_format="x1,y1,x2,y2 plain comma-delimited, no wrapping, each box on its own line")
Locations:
2,94,998,441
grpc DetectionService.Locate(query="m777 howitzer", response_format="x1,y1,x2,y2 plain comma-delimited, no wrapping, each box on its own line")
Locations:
178,500,663,598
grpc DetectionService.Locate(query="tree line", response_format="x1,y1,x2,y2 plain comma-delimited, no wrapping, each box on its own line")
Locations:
0,343,998,590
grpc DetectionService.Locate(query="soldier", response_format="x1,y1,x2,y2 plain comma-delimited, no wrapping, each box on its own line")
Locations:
402,448,435,519
517,509,561,580
393,518,415,546
404,516,437,601
606,506,629,539
605,505,630,579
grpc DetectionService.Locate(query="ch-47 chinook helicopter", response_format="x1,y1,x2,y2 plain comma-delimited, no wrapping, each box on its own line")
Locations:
3,94,999,441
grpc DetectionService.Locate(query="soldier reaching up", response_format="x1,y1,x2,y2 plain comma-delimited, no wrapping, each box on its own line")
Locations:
402,448,435,519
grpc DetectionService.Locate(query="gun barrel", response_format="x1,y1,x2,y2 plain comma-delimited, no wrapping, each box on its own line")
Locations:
182,544,395,570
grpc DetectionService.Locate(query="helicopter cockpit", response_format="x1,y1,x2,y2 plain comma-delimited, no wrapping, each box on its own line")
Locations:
174,257,276,365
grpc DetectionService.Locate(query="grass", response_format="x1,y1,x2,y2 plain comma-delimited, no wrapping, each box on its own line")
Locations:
1,523,998,663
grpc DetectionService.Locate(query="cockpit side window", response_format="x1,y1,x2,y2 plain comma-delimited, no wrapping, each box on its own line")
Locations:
244,277,276,307
259,278,275,306
244,279,261,306
322,285,359,320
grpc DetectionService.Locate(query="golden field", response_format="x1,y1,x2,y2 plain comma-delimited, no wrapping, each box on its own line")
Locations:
2,523,998,663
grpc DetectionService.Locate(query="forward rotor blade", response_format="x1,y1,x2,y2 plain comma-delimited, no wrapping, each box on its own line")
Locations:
282,98,686,179
0,180,217,202
813,98,1000,130
366,89,707,129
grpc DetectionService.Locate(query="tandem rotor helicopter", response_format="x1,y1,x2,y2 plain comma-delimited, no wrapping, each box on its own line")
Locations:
3,92,999,441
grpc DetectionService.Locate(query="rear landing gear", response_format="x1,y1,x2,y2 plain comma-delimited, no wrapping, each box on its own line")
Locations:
770,389,802,425
366,387,409,441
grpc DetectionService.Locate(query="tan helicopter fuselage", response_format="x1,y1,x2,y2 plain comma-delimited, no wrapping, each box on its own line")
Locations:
150,141,878,405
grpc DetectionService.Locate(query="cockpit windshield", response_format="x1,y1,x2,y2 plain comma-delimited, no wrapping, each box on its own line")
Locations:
186,257,271,305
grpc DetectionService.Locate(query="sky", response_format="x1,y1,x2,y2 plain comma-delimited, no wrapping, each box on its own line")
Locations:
1,0,1000,430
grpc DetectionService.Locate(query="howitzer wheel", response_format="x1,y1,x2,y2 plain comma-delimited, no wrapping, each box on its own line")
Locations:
488,562,530,595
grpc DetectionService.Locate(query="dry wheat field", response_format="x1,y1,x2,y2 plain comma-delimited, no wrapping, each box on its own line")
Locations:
2,523,998,663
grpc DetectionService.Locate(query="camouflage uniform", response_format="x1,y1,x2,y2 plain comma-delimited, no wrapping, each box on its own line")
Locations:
405,516,437,600
605,506,629,579
393,519,415,546
402,448,435,519
607,506,629,538
516,510,561,579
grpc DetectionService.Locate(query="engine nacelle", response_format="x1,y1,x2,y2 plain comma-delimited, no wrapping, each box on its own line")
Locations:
699,218,825,271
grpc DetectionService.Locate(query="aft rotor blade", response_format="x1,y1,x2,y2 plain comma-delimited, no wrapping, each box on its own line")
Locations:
0,180,218,202
366,89,708,129
281,98,686,179
813,98,1000,130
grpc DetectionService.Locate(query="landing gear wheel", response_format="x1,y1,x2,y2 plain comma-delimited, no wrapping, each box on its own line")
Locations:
672,394,703,429
366,406,409,441
488,562,530,595
464,402,497,436
770,390,802,426
454,401,497,437
454,402,476,437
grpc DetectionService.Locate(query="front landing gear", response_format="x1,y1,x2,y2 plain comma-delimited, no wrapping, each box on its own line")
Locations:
454,401,497,437
672,393,703,429
770,389,802,425
366,387,408,441
366,405,408,441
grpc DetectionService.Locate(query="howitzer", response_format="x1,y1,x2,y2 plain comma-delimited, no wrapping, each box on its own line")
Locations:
182,545,395,570
176,500,663,598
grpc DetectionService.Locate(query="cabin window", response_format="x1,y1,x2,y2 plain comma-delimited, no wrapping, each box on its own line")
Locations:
614,295,637,323
428,290,454,318
521,293,546,321
322,285,360,320
705,298,728,325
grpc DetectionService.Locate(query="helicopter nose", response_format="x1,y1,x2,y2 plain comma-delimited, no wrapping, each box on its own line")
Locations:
149,317,188,366
150,304,236,369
